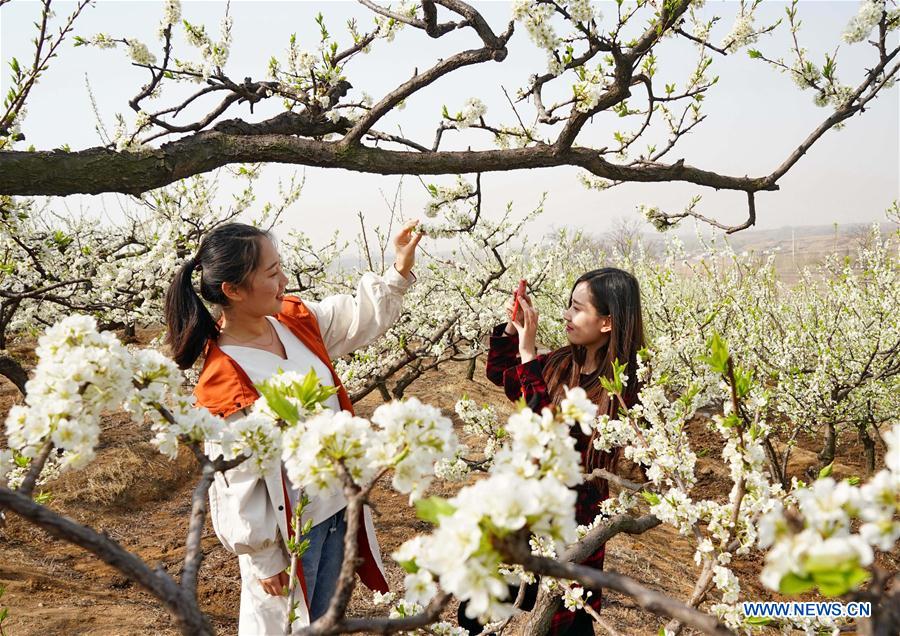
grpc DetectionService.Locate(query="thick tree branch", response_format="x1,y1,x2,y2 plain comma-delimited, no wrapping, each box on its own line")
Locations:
180,456,217,597
500,533,734,636
525,513,662,634
0,139,777,197
0,486,214,635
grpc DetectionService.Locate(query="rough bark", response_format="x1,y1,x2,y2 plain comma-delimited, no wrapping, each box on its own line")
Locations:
0,138,777,197
0,353,27,395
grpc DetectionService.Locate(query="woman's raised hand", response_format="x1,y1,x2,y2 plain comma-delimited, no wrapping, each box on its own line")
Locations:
506,292,539,363
393,219,424,278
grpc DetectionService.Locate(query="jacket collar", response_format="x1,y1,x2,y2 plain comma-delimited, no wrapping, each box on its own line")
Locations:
192,296,353,419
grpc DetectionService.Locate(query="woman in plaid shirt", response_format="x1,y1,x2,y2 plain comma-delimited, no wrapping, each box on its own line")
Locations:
460,267,645,635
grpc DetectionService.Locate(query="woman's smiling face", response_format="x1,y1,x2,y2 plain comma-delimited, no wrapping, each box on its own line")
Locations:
563,281,611,348
225,236,289,315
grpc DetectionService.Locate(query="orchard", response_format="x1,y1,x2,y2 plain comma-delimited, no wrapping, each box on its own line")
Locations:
0,1,898,635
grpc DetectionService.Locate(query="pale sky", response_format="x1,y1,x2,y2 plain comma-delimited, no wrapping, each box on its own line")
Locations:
2,1,898,245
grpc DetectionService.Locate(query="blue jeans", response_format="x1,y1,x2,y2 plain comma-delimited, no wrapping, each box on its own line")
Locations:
300,508,347,621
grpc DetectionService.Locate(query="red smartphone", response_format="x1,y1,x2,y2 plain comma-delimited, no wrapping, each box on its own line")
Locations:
510,279,527,322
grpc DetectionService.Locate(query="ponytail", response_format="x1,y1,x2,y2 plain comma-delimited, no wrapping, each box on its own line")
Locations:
163,223,271,370
164,256,219,369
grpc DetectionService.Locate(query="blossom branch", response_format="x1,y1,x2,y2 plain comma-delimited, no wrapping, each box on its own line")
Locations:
500,533,735,636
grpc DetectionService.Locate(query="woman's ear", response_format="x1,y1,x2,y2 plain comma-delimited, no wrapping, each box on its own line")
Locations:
221,281,243,303
600,316,613,333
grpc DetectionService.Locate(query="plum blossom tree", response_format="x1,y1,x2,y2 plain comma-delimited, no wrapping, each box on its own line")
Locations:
0,0,897,235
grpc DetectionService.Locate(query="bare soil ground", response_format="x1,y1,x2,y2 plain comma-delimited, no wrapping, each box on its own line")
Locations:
1,329,897,636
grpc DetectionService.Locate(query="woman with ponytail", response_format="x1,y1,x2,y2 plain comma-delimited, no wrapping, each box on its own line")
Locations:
460,268,645,635
164,221,422,634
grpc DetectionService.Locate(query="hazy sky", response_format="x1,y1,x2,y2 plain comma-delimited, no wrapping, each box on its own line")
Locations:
2,0,898,244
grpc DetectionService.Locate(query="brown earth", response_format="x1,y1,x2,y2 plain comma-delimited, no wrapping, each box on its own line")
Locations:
0,329,897,636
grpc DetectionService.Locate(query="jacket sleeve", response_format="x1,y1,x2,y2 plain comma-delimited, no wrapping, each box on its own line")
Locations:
304,266,415,358
206,411,289,581
486,323,521,386
486,323,552,411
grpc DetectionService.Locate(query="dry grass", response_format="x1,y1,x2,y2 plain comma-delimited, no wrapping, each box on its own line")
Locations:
51,442,197,509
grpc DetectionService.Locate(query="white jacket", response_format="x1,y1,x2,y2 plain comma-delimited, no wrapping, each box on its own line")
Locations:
199,268,412,634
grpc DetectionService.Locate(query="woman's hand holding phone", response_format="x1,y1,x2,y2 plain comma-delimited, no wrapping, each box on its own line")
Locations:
505,283,538,363
505,280,526,335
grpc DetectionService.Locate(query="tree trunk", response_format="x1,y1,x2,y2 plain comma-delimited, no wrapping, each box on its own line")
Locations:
818,422,836,467
762,435,786,489
525,593,563,636
0,298,21,350
466,356,477,381
0,353,27,395
858,425,876,476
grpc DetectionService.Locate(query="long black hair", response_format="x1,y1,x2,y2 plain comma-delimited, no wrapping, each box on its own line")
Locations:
164,223,271,369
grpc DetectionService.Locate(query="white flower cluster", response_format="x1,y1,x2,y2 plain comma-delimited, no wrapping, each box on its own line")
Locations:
391,388,591,623
433,455,470,482
423,176,477,219
161,0,181,29
572,65,608,113
127,40,157,66
372,591,468,635
280,398,457,501
5,315,134,470
369,398,458,501
127,348,222,459
282,409,373,498
491,405,584,486
3,448,65,491
512,0,559,52
2,315,250,476
721,12,758,53
395,472,576,622
842,0,885,44
759,423,900,596
450,98,487,129
455,396,503,460
564,0,596,25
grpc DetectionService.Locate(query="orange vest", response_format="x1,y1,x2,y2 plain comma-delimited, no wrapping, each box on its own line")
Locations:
193,295,388,593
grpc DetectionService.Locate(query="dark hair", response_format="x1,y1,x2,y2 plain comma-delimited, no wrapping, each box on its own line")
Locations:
164,223,272,369
543,267,646,472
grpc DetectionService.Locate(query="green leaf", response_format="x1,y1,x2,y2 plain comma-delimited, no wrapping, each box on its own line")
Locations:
641,491,660,506
415,496,456,525
702,333,729,374
397,557,419,574
813,569,853,597
733,366,754,398
778,572,816,595
747,49,762,59
256,384,300,423
818,462,834,480
842,565,871,591
744,616,772,626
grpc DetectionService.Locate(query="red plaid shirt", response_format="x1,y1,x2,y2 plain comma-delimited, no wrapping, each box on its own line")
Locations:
486,324,609,635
